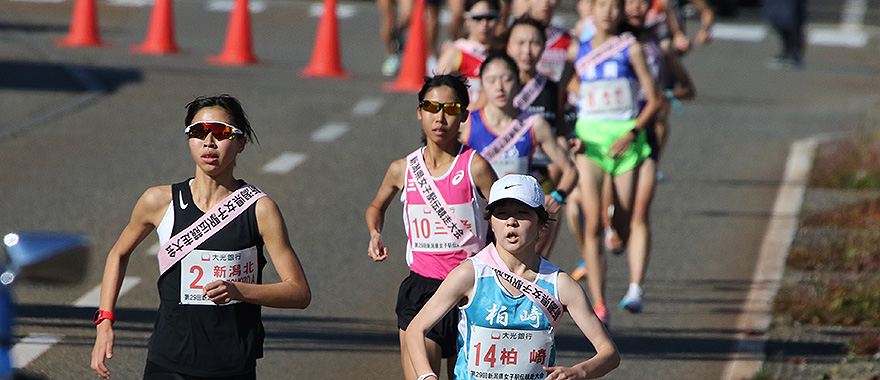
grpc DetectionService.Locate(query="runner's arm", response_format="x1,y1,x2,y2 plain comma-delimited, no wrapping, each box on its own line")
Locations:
609,43,659,158
469,152,498,200
665,51,695,100
689,0,714,44
543,273,620,379
435,46,463,75
405,261,476,379
534,117,577,195
91,185,169,379
205,196,311,308
366,158,406,261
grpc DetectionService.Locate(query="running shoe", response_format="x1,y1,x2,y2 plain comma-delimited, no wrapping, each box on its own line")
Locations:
382,54,400,77
594,304,610,328
619,284,643,313
604,226,624,255
570,260,587,281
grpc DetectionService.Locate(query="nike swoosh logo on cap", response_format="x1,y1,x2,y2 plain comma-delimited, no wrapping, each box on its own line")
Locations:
504,184,521,189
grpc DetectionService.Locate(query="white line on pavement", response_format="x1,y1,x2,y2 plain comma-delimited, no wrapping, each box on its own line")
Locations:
308,3,357,19
311,123,349,142
352,97,385,116
721,138,818,380
710,24,768,42
74,277,142,308
809,28,869,48
842,0,867,30
108,0,153,6
262,152,307,174
207,0,266,13
11,333,63,369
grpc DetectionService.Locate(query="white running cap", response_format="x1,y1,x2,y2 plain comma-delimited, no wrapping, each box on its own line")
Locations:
488,174,545,210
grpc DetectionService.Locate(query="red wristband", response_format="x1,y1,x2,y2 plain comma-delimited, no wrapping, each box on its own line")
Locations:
94,309,115,325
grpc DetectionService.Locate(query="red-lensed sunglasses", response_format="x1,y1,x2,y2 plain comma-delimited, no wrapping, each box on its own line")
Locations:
419,100,463,115
184,121,244,140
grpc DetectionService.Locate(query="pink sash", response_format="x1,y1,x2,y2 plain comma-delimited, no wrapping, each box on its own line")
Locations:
158,185,266,275
574,32,637,78
479,114,540,164
475,245,563,331
407,149,484,254
512,75,547,112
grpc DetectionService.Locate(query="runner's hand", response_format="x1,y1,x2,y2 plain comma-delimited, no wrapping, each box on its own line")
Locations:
568,138,585,154
543,365,586,380
544,195,562,214
368,233,388,261
91,321,114,378
608,133,635,158
204,280,241,305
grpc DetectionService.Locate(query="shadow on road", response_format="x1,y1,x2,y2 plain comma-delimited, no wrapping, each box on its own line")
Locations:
0,61,142,93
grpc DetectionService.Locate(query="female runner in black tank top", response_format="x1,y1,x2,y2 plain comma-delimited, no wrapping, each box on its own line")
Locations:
90,95,311,379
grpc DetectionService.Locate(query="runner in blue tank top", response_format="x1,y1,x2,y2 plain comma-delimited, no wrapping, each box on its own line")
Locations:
404,174,619,380
563,0,660,326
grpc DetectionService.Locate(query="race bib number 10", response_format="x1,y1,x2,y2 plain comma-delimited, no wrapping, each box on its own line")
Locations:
180,246,258,305
467,325,553,380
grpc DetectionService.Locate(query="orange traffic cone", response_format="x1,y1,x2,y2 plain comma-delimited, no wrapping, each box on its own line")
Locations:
300,0,349,79
207,0,258,66
130,0,179,55
383,0,427,92
56,0,106,48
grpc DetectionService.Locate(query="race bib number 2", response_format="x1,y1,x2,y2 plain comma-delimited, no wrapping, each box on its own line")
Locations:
180,246,258,305
467,325,553,380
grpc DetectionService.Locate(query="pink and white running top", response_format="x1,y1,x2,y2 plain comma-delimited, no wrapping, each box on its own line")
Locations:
401,145,488,280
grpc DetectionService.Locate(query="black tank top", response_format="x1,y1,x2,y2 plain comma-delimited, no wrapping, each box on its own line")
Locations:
147,179,266,377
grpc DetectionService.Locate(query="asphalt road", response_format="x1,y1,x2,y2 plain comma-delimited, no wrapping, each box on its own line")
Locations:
1,0,879,379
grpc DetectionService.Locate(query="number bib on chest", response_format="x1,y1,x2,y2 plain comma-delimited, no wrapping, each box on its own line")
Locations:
467,325,553,380
578,78,635,120
407,203,477,252
180,246,258,305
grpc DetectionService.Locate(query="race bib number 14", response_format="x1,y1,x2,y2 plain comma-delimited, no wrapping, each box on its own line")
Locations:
467,325,553,380
180,246,258,305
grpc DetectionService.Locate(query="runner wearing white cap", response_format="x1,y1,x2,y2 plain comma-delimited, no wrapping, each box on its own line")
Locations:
405,174,619,380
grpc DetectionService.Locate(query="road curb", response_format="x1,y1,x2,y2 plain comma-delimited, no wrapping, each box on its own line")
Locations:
721,137,818,380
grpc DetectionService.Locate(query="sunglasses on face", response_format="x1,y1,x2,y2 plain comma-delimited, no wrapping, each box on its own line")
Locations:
467,11,500,21
419,100,463,115
185,121,244,140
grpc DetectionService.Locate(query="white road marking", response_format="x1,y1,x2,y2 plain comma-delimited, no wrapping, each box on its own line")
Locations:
108,0,153,6
308,3,357,19
710,24,768,42
842,0,867,30
809,28,869,48
11,333,63,369
262,152,307,174
352,97,385,116
207,0,266,13
311,123,349,142
721,138,818,380
74,277,142,308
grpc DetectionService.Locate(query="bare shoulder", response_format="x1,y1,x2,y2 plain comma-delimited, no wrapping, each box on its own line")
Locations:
555,270,588,306
140,185,173,211
255,195,281,216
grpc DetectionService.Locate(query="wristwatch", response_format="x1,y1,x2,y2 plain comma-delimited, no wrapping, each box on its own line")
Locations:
94,309,115,325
